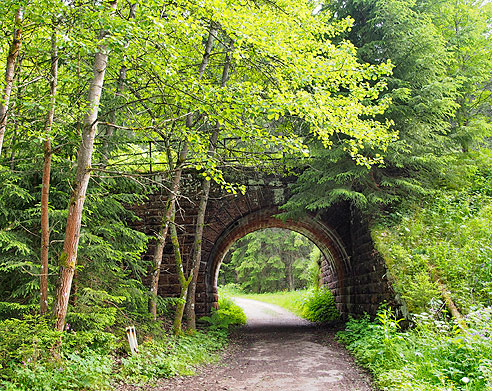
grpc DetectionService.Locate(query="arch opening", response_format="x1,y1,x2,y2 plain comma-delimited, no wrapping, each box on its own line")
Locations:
203,208,351,314
218,227,324,294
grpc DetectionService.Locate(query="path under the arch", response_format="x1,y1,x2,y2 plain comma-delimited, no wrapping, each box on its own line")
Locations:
125,298,375,391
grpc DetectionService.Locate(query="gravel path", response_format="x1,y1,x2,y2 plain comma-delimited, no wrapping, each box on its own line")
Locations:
118,298,376,391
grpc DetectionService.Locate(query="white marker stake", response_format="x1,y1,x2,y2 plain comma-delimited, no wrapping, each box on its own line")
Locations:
126,326,139,354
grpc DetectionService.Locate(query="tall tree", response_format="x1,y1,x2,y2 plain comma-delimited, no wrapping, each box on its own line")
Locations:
285,0,462,216
170,207,192,335
184,38,233,331
40,22,58,314
53,0,117,331
429,0,492,152
148,22,218,320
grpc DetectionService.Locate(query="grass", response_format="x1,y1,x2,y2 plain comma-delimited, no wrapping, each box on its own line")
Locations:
219,285,340,323
232,290,306,317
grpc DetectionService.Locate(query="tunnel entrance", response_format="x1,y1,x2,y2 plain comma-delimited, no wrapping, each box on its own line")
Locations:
218,227,322,294
205,208,350,314
133,173,396,318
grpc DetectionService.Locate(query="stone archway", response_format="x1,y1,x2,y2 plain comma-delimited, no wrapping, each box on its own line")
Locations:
131,172,396,319
205,207,350,313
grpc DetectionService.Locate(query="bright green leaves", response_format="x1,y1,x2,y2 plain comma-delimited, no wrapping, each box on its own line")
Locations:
285,0,492,217
178,0,397,166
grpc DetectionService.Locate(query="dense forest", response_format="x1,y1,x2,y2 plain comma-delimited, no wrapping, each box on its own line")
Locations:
0,0,491,389
219,228,319,293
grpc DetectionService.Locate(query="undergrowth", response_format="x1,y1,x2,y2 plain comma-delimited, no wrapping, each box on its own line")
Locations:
117,330,227,384
200,295,247,330
341,158,492,391
374,158,492,313
0,308,232,390
300,287,340,322
337,307,492,390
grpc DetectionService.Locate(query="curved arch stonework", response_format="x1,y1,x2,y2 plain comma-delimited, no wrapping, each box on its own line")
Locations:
131,173,396,319
205,208,351,313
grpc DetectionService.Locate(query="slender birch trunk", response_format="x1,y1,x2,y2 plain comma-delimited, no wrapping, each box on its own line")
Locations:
53,1,117,331
8,55,23,170
40,26,59,315
185,44,233,330
101,65,126,166
0,8,23,158
148,143,188,319
148,23,217,320
170,208,192,335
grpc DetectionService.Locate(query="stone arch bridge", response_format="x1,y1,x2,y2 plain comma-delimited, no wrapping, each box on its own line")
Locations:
131,170,395,318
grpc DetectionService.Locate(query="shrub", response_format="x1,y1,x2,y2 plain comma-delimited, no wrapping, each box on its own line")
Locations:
0,302,37,320
300,287,339,322
118,340,176,383
0,316,61,370
0,316,114,391
200,296,247,330
2,353,113,391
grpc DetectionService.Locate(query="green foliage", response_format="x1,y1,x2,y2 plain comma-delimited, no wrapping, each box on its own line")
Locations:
337,307,492,390
0,312,228,389
0,168,149,308
0,302,37,320
374,154,492,313
300,287,340,322
0,316,113,391
66,288,126,332
285,0,492,217
3,353,113,391
200,296,247,330
0,316,61,370
118,331,227,384
218,283,244,296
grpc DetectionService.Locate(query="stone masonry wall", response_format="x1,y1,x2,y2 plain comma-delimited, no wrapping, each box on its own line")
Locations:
130,172,396,319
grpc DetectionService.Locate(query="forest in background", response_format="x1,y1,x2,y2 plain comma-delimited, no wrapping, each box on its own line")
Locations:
0,0,491,389
219,228,319,293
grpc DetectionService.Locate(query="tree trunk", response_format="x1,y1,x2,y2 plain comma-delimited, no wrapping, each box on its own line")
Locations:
53,1,117,331
148,23,217,320
287,260,294,291
40,26,58,315
148,143,188,319
9,54,23,171
185,44,233,330
170,208,192,335
428,264,467,328
101,64,126,166
0,8,23,158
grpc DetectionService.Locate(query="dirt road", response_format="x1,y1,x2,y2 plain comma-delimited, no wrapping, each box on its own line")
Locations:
123,298,375,391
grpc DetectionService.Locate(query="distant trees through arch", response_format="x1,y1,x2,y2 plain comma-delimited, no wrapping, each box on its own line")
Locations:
218,228,323,293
